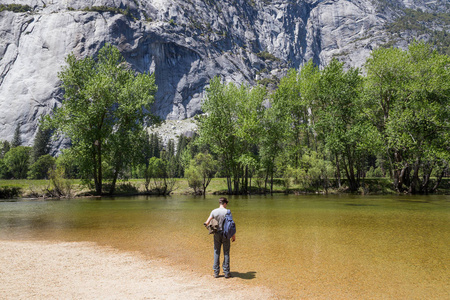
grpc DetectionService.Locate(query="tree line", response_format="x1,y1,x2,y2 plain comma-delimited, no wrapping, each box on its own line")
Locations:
0,42,448,196
196,41,449,194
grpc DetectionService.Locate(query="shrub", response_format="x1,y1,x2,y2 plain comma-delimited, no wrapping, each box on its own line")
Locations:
0,4,32,13
3,146,31,179
0,186,21,199
185,165,202,194
257,51,281,62
28,154,56,179
0,159,11,179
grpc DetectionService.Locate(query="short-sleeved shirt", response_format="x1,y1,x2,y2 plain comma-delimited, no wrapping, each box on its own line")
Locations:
210,207,228,231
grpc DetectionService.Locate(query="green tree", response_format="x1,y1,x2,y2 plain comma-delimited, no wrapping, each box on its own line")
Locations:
11,123,22,148
191,152,218,195
28,154,56,179
32,124,52,163
364,42,450,193
146,157,176,195
198,77,266,194
197,77,244,194
0,159,11,179
0,141,10,159
312,59,376,192
3,146,31,179
47,44,158,195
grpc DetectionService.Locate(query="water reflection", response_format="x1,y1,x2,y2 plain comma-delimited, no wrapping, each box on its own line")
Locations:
0,194,449,298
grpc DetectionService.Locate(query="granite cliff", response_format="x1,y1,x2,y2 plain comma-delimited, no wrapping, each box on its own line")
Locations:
0,0,448,145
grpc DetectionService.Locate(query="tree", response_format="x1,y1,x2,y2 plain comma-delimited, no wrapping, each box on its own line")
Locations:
0,159,11,179
364,42,450,193
191,152,217,195
3,146,31,179
47,44,158,195
32,123,52,163
146,157,176,195
28,154,56,179
197,77,244,194
198,77,266,194
312,59,376,192
0,141,10,159
11,123,22,148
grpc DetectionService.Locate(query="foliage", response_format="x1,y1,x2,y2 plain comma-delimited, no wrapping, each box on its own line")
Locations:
55,150,80,179
11,124,22,148
32,124,52,163
364,41,450,193
0,186,22,199
28,154,56,180
186,152,217,195
0,4,32,13
198,77,266,194
46,44,157,195
257,51,281,62
47,166,74,198
0,159,11,179
82,6,134,19
386,9,450,55
145,157,176,195
0,141,10,159
185,165,202,194
3,146,31,179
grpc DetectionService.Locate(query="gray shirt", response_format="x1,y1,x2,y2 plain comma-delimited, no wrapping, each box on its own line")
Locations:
209,207,228,231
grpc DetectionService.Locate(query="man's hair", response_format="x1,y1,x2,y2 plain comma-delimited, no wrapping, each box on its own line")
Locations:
219,197,228,205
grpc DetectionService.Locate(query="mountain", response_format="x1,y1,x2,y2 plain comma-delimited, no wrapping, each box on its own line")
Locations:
0,0,448,145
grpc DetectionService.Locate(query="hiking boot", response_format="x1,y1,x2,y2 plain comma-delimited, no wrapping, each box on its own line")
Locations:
214,273,220,278
225,273,232,279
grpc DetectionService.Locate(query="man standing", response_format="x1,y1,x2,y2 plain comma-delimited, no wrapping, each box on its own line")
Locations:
204,197,236,278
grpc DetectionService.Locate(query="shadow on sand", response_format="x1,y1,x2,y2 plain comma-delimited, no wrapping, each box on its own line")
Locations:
230,271,257,280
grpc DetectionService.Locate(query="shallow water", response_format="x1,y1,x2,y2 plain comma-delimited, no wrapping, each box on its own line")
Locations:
1,194,449,299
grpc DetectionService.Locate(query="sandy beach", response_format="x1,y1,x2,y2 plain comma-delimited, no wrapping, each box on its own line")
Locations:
0,240,273,299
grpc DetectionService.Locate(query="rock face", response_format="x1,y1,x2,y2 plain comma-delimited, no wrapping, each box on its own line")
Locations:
0,0,448,145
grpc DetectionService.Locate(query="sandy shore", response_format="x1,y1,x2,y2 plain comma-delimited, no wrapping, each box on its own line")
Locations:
0,240,272,300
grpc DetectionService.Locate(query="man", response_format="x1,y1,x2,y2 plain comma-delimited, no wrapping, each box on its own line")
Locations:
204,197,236,278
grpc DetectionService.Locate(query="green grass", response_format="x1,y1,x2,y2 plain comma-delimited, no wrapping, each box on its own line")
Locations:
1,177,448,198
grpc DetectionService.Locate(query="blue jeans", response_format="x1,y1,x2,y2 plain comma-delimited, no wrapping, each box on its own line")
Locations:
213,231,230,274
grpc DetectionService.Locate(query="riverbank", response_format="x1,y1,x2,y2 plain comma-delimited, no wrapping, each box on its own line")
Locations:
1,177,449,199
0,240,272,299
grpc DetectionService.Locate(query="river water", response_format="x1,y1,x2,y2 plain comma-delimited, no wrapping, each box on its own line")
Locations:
1,194,449,299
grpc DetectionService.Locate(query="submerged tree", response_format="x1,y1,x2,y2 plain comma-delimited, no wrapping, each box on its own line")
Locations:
47,44,158,195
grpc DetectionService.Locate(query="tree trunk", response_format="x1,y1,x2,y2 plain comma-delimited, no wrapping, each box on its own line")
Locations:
432,163,449,192
335,155,341,188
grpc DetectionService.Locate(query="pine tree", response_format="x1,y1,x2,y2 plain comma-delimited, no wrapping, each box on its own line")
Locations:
11,123,21,148
0,141,11,159
32,125,52,162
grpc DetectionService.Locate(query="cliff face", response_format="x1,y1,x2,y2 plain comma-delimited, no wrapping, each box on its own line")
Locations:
0,0,448,145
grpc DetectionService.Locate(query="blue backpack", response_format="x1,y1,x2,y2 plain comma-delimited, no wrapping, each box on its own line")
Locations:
222,209,236,239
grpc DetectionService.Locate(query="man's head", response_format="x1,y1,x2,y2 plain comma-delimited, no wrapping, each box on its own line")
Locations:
219,197,228,206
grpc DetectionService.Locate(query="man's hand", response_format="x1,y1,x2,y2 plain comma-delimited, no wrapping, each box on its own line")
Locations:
231,235,236,242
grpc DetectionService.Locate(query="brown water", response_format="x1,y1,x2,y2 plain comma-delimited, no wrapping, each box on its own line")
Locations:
1,194,449,299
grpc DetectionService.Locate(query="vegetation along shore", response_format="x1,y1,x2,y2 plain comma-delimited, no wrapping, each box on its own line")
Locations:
1,41,449,199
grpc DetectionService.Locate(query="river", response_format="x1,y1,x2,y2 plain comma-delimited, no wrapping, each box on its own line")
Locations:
1,194,449,298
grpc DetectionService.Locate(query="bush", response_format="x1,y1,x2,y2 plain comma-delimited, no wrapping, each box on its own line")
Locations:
185,165,202,194
0,186,21,199
47,166,74,198
3,146,31,179
28,154,56,179
0,159,11,179
366,166,384,178
0,4,32,13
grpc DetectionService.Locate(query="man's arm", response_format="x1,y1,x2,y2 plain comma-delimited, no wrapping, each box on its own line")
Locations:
204,216,213,226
